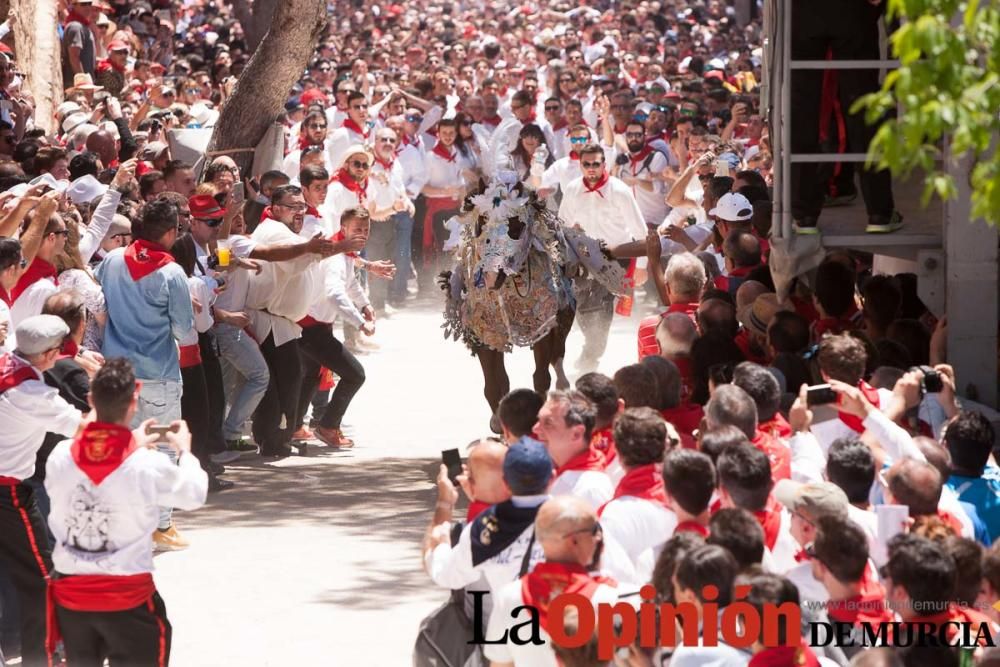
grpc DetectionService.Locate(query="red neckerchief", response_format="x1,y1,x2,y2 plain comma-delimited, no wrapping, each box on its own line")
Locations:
583,172,609,198
674,520,710,537
526,109,537,123
297,133,317,151
10,257,58,303
827,580,893,626
431,141,457,163
374,154,394,171
752,495,783,551
590,427,617,464
0,287,9,306
0,353,38,395
482,115,502,127
65,10,91,26
342,117,370,140
911,605,997,645
331,168,368,204
96,59,126,74
599,464,669,516
305,204,321,218
569,151,580,161
70,422,140,486
794,548,810,563
751,429,792,481
556,445,606,476
838,381,880,433
661,403,703,437
628,145,654,172
331,230,359,259
466,500,491,522
58,338,80,361
759,413,793,440
521,561,615,635
936,509,966,535
551,118,568,132
748,643,820,667
123,239,173,282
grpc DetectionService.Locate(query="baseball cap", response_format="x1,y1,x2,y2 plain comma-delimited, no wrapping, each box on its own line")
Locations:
708,192,753,222
503,436,553,496
774,480,849,521
189,194,226,222
15,315,70,356
108,41,130,53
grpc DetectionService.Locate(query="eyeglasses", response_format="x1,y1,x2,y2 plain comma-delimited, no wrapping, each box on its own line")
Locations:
274,202,307,212
569,136,588,144
581,160,604,168
349,160,370,170
563,522,602,539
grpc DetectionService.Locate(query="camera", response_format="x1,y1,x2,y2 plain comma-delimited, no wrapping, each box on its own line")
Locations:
911,365,943,394
614,153,630,166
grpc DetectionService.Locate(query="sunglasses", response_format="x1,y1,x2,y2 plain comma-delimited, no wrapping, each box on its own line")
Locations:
569,136,588,144
564,522,602,539
545,105,561,111
306,124,327,130
349,160,370,169
405,115,422,123
274,202,306,211
194,217,223,227
581,160,604,168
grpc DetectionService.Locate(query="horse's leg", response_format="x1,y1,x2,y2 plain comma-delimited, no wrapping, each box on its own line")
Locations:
476,347,509,415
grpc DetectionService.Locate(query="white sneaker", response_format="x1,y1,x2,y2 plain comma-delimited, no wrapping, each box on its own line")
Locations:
211,450,241,464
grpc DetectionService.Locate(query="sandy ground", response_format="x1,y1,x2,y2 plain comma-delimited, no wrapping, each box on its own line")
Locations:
154,294,646,666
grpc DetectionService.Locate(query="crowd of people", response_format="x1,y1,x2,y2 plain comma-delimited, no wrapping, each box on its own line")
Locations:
0,0,989,664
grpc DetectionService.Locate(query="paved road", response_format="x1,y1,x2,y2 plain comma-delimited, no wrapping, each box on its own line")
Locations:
154,295,644,666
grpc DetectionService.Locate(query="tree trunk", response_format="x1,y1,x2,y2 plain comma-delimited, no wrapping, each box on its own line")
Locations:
208,0,324,175
10,0,62,134
231,0,281,55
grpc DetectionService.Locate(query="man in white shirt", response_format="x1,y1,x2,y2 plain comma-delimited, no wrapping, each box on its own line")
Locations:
293,207,380,449
245,185,340,457
533,390,613,510
327,91,373,168
424,437,550,599
367,128,413,315
325,145,373,229
281,110,334,180
9,206,67,331
487,90,556,178
611,120,670,226
0,315,83,666
484,495,619,667
46,358,207,667
557,143,646,373
538,124,589,199
598,408,677,582
0,237,26,353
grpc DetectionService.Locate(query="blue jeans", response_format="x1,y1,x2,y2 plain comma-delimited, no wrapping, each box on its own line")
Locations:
390,210,414,302
130,379,182,530
215,323,270,441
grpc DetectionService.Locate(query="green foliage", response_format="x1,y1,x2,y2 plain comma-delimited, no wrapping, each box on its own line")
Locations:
853,0,1000,222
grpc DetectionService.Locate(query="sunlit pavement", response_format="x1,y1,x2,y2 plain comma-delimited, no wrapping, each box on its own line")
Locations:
154,293,644,666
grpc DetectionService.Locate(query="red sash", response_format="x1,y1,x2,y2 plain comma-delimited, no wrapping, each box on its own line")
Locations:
0,353,38,395
123,240,173,282
10,257,58,303
636,314,660,360
421,196,460,254
521,562,614,635
838,381,880,433
70,422,140,486
342,117,370,141
57,338,80,361
47,573,156,657
331,169,368,205
674,520,710,537
599,464,669,516
583,172,609,198
590,427,617,465
178,344,202,368
748,642,820,667
431,141,457,163
555,445,606,476
752,496,783,551
751,429,792,481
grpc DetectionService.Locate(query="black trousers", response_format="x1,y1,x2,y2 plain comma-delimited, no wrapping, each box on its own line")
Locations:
56,591,172,667
475,308,575,414
790,0,894,221
251,333,302,450
295,324,366,431
367,218,397,310
0,484,52,667
198,331,226,455
180,363,211,465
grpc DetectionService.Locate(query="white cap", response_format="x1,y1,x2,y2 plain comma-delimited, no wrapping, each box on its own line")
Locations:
62,111,89,134
708,192,754,222
15,315,70,356
66,174,109,205
188,102,219,128
28,173,70,193
55,101,83,121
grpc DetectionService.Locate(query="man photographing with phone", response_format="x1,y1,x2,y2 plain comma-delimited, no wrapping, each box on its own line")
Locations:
44,357,207,666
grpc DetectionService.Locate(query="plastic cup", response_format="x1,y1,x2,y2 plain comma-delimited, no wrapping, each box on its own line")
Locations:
217,246,231,267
